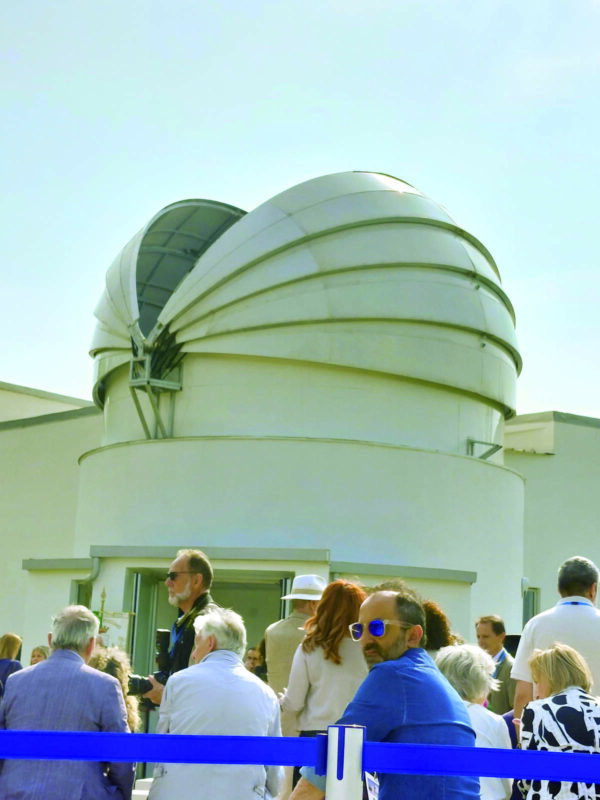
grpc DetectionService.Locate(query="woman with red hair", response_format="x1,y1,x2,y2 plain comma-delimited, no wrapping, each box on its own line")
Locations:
279,579,368,786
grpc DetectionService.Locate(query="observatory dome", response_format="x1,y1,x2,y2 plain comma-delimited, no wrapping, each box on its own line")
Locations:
79,171,524,620
91,171,520,451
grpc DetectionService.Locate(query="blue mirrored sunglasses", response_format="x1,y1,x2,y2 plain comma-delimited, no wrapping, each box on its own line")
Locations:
348,618,412,641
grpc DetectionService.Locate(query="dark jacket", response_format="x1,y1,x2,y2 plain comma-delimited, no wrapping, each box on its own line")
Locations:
170,592,213,674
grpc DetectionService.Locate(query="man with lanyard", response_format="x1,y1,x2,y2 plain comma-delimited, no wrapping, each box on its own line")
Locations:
144,548,214,706
475,614,515,714
512,555,600,720
290,589,479,800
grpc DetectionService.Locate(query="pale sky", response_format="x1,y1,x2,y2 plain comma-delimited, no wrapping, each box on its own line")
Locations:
2,0,599,416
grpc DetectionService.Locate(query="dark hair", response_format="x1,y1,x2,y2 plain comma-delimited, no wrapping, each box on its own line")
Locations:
257,637,266,662
424,600,455,649
303,580,367,664
368,582,427,646
395,592,426,636
369,578,411,594
177,549,213,590
558,557,599,597
475,615,506,636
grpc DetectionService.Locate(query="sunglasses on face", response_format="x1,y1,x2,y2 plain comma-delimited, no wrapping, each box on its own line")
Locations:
348,619,413,642
166,571,197,582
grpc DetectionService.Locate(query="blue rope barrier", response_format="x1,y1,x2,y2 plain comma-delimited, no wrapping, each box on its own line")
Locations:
0,731,317,765
363,742,600,783
0,730,599,783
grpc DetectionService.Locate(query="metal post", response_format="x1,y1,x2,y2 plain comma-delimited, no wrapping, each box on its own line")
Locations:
324,724,365,800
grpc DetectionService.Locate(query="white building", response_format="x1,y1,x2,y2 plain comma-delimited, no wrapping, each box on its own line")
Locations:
1,172,597,674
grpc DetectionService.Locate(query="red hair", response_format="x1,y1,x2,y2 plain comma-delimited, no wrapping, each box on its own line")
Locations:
302,580,367,664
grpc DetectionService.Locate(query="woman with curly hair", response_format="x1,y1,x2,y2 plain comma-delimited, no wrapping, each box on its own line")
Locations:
89,646,141,732
279,579,368,786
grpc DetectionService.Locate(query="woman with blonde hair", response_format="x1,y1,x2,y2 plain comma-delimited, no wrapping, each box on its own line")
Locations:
518,642,600,800
89,646,141,732
30,645,50,665
279,579,368,786
0,633,23,695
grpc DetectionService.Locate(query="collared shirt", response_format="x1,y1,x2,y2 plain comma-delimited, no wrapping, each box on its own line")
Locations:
302,648,479,800
511,596,600,689
149,650,283,800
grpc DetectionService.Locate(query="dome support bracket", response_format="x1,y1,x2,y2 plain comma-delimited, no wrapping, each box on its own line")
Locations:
128,355,182,439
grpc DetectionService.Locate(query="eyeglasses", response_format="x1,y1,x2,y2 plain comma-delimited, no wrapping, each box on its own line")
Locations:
348,619,414,641
166,571,198,582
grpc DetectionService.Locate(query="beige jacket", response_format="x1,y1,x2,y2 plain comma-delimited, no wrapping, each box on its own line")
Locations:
265,610,309,737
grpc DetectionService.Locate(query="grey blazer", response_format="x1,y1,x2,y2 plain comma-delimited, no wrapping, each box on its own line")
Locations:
0,649,134,800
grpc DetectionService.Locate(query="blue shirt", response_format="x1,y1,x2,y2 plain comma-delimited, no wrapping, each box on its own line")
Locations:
302,648,479,800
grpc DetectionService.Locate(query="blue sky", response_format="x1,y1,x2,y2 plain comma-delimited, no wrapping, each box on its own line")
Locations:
2,0,599,415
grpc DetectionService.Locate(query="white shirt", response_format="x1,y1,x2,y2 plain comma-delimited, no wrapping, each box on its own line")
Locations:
511,597,600,689
149,650,283,800
464,702,512,800
280,637,368,731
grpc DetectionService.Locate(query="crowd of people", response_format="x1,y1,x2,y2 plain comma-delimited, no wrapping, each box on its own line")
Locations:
1,550,600,800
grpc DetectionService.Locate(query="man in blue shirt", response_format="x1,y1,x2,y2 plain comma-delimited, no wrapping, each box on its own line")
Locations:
290,589,480,800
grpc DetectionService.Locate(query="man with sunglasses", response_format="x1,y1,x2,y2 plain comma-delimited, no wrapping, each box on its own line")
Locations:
290,590,479,800
143,548,214,705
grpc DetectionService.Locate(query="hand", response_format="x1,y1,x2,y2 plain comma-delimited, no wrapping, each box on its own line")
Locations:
142,675,165,705
289,777,325,799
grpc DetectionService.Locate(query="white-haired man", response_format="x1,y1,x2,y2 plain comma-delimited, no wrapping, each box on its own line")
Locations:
0,605,134,799
149,607,283,800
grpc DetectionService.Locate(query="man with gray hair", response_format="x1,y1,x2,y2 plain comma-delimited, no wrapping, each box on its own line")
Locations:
0,605,134,799
149,606,283,800
512,555,600,719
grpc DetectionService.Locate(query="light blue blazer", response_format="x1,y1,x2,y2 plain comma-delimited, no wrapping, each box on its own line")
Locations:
0,648,134,799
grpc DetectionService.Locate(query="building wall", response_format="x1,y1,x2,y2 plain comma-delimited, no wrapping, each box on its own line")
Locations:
0,408,102,655
505,413,600,615
75,430,524,637
0,382,92,422
103,356,507,461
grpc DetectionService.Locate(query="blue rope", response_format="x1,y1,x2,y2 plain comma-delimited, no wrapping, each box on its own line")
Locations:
0,731,599,783
364,742,600,783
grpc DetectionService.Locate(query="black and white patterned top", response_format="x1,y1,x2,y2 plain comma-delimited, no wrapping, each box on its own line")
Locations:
518,686,600,800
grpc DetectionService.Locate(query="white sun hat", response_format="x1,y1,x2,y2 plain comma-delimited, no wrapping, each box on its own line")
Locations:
281,574,327,601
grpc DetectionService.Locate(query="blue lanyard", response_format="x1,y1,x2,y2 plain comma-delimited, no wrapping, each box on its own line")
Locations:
169,620,187,658
492,649,506,679
559,600,589,606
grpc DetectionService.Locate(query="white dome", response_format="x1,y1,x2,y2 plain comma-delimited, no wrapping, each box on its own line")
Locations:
91,171,520,417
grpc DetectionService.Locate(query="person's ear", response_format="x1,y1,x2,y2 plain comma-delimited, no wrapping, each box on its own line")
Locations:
207,635,217,653
407,624,423,647
47,633,52,648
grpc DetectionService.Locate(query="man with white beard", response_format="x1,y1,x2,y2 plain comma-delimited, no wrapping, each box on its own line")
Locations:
143,549,214,705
